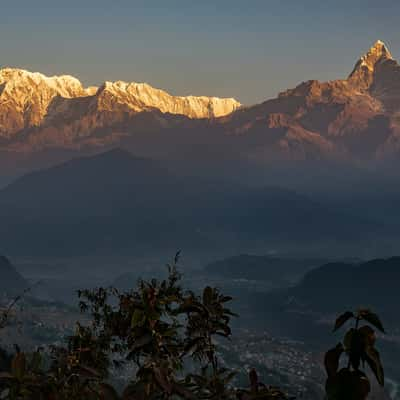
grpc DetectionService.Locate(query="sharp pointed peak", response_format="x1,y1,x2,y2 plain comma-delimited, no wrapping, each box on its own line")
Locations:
369,39,393,59
348,39,395,85
355,40,393,68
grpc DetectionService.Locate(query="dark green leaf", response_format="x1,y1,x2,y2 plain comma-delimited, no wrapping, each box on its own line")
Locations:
333,311,354,332
358,325,376,348
344,328,364,371
223,371,236,384
131,309,145,328
131,333,153,350
365,346,384,386
344,328,356,351
100,383,120,400
203,286,213,306
78,365,101,378
326,369,371,400
172,382,197,399
220,296,233,303
11,352,26,380
359,310,385,333
324,343,344,377
184,337,204,354
154,367,173,394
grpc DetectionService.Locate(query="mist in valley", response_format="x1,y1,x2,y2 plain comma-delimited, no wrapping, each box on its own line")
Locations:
1,5,400,398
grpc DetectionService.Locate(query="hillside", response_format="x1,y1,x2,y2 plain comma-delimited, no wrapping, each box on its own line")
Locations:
0,148,379,256
290,257,400,316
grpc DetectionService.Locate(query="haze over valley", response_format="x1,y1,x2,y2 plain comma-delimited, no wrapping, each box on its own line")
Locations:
1,4,400,397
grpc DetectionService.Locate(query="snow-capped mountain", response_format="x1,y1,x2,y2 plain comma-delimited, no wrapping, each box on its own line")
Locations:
222,40,400,162
0,68,89,138
1,40,400,170
0,67,240,147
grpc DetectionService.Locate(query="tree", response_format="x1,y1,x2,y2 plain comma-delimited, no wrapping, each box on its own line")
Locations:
0,254,290,400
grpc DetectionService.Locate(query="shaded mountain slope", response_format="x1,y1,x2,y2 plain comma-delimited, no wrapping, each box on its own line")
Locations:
290,257,400,315
0,149,379,256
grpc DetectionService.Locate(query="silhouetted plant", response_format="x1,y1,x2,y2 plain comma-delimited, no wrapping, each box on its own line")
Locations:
325,309,385,400
237,368,294,399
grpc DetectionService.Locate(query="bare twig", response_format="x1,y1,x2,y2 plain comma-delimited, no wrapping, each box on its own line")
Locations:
0,281,41,330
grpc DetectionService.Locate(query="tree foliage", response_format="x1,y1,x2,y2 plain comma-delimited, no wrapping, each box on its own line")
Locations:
0,255,290,400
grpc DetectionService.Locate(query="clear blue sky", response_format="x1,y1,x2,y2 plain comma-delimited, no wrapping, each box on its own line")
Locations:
1,0,400,104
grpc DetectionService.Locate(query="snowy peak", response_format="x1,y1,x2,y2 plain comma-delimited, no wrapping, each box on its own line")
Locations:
348,40,395,90
346,40,400,112
1,40,400,162
0,67,241,116
0,68,90,138
0,68,88,97
372,40,392,58
363,40,393,64
352,40,393,72
95,80,241,118
0,67,241,139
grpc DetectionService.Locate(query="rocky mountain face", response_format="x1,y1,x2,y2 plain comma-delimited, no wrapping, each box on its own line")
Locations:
0,68,240,149
1,40,400,170
222,40,400,162
0,68,88,139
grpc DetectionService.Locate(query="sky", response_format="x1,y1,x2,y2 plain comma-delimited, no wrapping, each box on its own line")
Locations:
1,0,400,105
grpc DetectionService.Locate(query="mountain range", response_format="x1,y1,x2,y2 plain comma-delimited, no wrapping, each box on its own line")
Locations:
1,40,400,181
0,67,240,148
